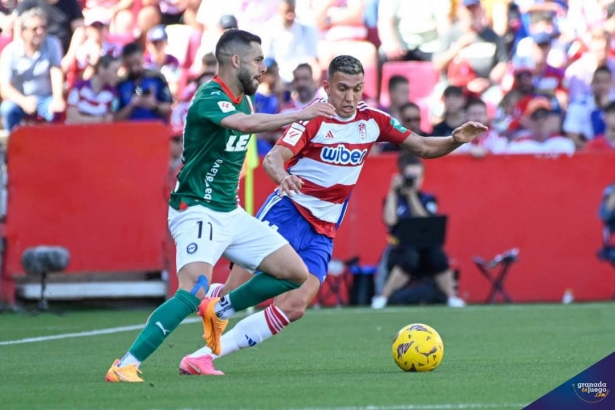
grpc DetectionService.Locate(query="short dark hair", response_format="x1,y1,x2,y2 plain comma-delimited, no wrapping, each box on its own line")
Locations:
121,41,143,59
328,55,364,79
466,97,486,111
388,75,409,92
293,63,313,77
443,85,464,98
215,29,262,66
397,153,423,172
96,54,118,71
400,102,420,113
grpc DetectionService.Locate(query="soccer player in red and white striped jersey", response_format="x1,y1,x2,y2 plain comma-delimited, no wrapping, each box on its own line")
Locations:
180,55,486,375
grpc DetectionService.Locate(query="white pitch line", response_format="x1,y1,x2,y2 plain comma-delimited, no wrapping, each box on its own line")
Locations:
169,404,526,410
0,317,201,346
289,405,526,410
1,302,612,346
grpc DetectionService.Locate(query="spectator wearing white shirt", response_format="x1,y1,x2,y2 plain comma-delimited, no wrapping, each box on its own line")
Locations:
564,65,615,149
508,96,575,155
565,28,615,103
377,0,451,63
261,0,320,84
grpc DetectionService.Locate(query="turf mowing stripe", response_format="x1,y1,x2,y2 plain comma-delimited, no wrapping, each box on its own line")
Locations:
0,317,201,346
1,302,612,346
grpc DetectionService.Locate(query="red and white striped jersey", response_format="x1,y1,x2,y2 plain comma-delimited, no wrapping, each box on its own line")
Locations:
277,100,411,238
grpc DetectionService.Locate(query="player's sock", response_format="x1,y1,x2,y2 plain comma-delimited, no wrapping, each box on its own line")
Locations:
121,290,200,364
190,305,290,359
215,273,301,317
206,283,224,298
118,352,140,367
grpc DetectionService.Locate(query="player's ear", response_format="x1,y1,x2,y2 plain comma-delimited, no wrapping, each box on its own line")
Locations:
231,54,241,69
323,80,330,95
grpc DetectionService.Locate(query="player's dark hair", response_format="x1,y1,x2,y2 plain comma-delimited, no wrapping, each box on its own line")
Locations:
293,63,313,77
328,55,364,79
388,75,409,92
121,41,143,59
215,29,262,66
397,153,423,172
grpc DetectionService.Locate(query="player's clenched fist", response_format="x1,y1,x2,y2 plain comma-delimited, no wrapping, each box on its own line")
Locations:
298,101,336,120
278,174,304,197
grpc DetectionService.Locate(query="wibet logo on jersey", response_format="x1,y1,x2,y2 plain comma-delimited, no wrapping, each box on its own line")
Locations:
320,144,368,165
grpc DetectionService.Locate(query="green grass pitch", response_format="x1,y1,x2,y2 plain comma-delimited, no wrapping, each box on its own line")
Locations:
1,303,613,410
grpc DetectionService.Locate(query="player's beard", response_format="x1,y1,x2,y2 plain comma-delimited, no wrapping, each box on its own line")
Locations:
238,67,258,96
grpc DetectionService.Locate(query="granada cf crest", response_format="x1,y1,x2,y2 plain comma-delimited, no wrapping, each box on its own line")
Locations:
358,122,366,140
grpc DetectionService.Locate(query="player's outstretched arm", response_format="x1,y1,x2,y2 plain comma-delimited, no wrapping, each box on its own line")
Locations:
220,101,336,134
401,121,488,159
262,145,304,197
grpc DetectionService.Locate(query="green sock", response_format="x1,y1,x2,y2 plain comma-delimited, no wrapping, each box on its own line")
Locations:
128,289,200,362
228,272,301,312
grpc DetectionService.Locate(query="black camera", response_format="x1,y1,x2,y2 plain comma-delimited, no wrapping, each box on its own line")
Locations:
402,175,416,188
135,86,151,96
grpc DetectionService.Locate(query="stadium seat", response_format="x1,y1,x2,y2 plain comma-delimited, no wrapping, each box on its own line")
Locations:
380,61,440,108
473,248,519,304
0,35,12,54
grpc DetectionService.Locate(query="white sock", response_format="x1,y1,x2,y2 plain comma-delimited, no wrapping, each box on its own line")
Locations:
214,295,236,319
118,352,140,367
206,283,224,298
190,305,290,359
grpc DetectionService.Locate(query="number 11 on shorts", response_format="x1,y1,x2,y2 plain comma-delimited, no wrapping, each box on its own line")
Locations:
197,221,213,240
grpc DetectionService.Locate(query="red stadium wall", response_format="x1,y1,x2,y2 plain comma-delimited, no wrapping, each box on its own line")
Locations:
233,153,615,304
0,123,170,303
1,123,613,304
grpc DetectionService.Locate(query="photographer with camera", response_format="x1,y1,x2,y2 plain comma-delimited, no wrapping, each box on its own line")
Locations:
371,154,466,309
114,41,173,123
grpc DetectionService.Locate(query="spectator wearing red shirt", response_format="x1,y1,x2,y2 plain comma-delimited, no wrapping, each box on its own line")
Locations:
586,101,615,152
65,54,120,123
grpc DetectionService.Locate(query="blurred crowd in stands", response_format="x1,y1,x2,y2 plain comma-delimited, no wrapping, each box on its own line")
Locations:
1,0,615,165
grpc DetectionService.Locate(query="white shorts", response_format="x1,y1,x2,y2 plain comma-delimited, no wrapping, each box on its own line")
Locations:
168,205,288,273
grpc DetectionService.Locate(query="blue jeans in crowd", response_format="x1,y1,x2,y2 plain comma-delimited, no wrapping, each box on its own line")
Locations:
1,96,55,132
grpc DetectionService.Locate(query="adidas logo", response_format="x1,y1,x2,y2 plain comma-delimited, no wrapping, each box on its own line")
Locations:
245,335,257,347
325,130,335,139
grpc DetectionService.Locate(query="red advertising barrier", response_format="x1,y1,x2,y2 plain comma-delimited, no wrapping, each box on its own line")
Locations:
1,123,170,303
1,122,613,305
233,153,615,303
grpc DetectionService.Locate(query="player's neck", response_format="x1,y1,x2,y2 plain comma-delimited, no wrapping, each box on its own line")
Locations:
216,71,243,98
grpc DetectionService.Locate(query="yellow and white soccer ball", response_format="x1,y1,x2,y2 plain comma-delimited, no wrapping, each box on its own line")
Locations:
392,323,444,372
